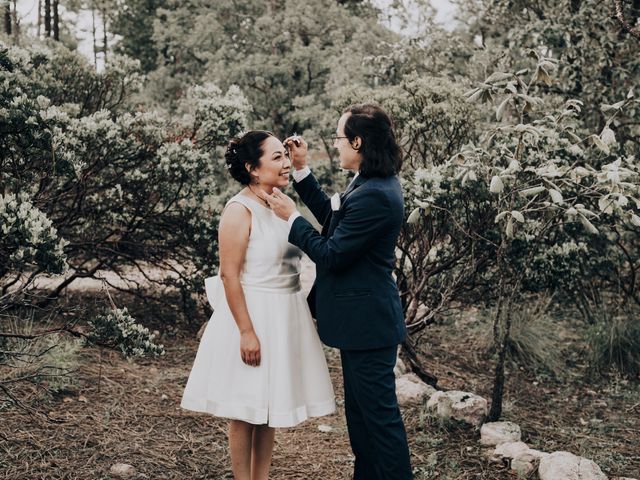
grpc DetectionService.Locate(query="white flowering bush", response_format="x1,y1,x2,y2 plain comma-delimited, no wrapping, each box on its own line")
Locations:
0,192,68,275
1,40,248,312
1,39,247,407
405,54,640,419
87,308,165,358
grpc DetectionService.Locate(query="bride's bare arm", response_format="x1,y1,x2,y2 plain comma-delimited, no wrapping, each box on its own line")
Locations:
218,202,261,367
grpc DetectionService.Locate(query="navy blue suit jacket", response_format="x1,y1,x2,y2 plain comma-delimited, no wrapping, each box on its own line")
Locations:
289,172,406,350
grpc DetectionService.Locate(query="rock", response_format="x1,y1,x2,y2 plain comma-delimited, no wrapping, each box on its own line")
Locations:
490,441,530,463
196,321,208,340
511,456,536,476
612,477,638,480
109,463,137,478
539,451,607,480
426,390,488,426
396,373,437,406
511,449,549,476
489,441,548,475
480,421,522,446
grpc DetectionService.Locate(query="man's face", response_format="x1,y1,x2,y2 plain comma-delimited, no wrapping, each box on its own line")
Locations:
335,113,362,172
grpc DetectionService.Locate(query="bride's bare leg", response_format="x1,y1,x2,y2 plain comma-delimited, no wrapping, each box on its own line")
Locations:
229,420,253,480
250,424,275,480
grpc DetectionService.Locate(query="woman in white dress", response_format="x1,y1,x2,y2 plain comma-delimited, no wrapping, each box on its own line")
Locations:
181,130,336,480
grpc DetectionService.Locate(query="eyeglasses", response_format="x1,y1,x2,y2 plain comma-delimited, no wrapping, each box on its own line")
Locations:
329,134,349,142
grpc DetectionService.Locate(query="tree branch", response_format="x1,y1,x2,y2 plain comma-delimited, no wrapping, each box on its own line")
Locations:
614,0,640,39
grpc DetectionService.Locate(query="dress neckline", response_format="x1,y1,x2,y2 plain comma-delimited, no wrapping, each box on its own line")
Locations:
237,193,272,211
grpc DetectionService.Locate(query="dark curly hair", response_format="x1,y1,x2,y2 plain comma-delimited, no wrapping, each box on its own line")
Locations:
343,104,402,177
224,130,274,185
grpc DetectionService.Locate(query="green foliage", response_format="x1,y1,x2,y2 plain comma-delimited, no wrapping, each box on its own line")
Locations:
0,192,68,276
1,40,249,306
112,0,167,72
0,38,246,406
87,307,165,358
126,0,395,138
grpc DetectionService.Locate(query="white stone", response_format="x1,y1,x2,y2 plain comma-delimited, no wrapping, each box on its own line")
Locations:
480,421,522,446
511,448,549,476
109,463,137,478
490,441,530,463
426,390,488,426
511,456,536,476
539,451,607,480
396,373,437,406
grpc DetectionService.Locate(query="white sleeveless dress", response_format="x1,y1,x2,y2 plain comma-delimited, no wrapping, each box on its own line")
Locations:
181,193,336,427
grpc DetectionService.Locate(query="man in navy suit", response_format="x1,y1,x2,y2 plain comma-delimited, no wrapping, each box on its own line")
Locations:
263,104,412,480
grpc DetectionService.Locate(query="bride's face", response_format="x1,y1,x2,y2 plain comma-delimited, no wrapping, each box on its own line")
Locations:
251,136,291,190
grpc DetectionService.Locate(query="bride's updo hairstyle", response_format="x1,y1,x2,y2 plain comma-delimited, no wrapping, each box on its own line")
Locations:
224,130,274,185
343,103,402,177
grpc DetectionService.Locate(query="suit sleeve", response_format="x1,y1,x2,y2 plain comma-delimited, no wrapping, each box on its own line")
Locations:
288,189,391,273
293,173,332,226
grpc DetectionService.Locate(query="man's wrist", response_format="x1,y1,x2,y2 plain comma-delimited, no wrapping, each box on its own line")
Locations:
292,166,311,183
287,211,302,228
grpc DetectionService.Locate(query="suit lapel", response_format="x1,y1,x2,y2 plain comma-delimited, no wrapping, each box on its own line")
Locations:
326,175,369,236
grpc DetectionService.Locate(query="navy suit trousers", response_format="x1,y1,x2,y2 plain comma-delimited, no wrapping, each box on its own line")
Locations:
341,346,413,480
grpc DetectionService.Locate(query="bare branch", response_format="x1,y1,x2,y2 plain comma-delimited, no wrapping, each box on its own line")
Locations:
614,0,640,39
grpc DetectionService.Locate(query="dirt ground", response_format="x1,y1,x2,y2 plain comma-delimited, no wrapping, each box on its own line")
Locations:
1,268,639,479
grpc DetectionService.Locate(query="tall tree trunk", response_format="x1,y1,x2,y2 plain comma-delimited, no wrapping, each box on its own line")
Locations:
3,2,10,36
11,0,17,41
53,0,59,41
44,0,51,37
102,5,108,64
91,5,98,69
37,0,42,37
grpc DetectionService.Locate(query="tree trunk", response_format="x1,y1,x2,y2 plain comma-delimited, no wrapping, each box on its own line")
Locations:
400,338,438,387
37,0,41,37
102,5,108,64
91,5,98,69
3,2,10,35
44,0,51,37
53,0,59,41
11,0,17,41
488,304,509,421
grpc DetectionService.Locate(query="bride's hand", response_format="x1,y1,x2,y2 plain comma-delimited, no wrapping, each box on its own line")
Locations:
240,330,261,367
284,134,308,170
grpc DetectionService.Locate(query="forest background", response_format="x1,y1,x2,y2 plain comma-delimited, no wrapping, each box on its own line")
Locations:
1,0,639,478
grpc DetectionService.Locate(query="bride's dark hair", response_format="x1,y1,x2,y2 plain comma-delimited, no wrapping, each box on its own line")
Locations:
224,130,274,185
343,104,402,177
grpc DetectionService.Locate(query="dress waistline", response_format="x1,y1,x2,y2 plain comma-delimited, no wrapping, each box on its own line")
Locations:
204,274,301,310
